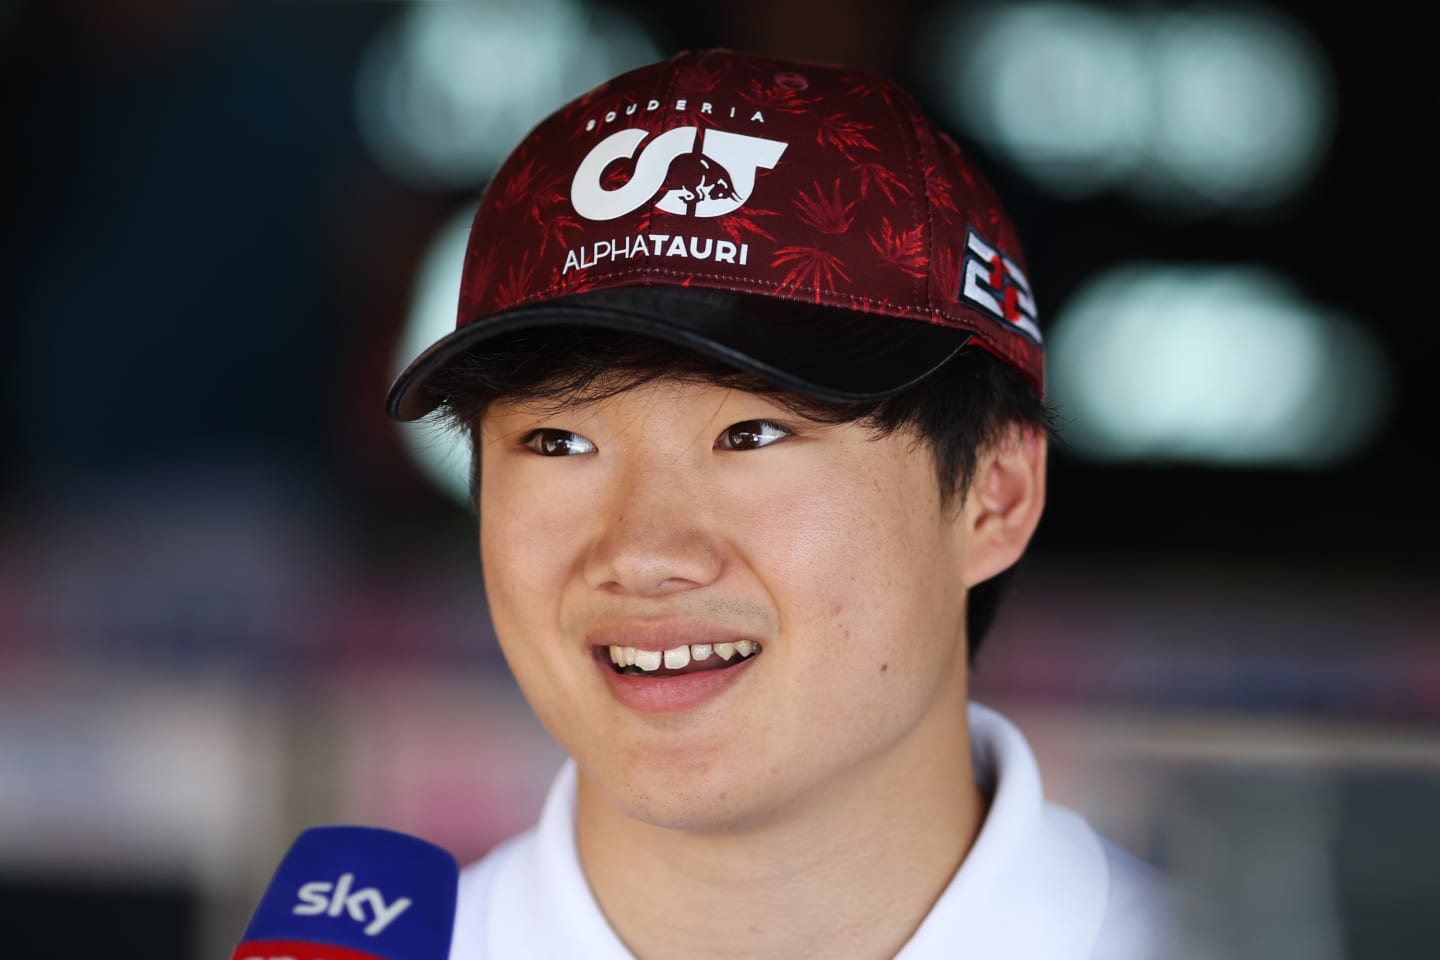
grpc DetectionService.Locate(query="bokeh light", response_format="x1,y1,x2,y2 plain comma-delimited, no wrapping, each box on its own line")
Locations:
355,0,660,189
394,205,477,505
924,0,1334,214
1139,3,1334,212
926,1,1146,199
1048,264,1391,466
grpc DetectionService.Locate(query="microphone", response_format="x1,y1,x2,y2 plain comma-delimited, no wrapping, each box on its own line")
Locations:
231,825,459,960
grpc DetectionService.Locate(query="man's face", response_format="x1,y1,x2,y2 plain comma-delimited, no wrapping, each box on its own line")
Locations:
478,379,976,830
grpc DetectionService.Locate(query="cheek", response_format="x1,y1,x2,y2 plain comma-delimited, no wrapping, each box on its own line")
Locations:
478,471,601,746
730,450,955,659
478,468,591,635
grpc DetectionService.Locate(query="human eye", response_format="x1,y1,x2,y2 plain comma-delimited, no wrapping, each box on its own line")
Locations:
521,428,597,457
715,419,793,451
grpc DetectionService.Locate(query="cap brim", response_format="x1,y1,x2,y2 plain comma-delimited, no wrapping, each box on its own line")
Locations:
386,287,972,421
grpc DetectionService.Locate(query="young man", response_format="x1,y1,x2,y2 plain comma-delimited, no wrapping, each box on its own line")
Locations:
388,50,1174,959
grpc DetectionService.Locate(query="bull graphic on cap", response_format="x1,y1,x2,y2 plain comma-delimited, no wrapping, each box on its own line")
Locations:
658,153,741,216
571,127,788,221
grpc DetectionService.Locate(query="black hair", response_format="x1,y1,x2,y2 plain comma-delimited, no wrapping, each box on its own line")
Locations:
425,325,1055,663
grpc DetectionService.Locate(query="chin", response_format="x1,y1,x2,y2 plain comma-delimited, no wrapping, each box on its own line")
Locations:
592,749,783,833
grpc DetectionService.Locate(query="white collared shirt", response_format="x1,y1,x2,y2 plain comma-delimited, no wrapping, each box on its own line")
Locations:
449,703,1176,958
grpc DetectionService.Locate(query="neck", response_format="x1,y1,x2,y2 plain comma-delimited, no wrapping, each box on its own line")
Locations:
574,695,986,960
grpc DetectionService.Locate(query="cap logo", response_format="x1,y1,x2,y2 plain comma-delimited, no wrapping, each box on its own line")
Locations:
960,227,1042,344
571,127,788,221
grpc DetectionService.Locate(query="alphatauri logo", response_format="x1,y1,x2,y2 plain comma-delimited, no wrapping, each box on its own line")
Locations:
571,127,788,221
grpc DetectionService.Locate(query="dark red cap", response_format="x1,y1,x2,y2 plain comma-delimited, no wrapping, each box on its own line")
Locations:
387,49,1043,421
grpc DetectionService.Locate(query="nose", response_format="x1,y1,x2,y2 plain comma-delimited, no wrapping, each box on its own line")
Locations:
583,461,724,597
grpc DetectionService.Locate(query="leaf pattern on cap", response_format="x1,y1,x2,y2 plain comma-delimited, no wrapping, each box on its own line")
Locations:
672,57,726,94
714,206,780,245
869,219,928,279
547,264,602,299
933,246,963,306
460,253,497,315
773,246,851,302
496,158,547,210
856,162,911,205
816,113,879,162
494,253,534,311
923,159,961,223
536,212,584,260
794,180,857,234
737,78,819,115
844,73,895,107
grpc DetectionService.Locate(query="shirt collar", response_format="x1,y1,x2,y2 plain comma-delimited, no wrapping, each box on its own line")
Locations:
896,702,1109,958
484,758,631,959
482,702,1110,958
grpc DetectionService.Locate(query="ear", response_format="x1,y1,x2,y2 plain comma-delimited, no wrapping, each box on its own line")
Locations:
958,423,1048,588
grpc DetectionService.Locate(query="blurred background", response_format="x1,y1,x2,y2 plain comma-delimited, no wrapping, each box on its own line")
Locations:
1,0,1433,957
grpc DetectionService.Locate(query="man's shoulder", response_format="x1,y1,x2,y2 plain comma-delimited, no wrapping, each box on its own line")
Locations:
897,706,1185,959
1087,825,1183,959
1013,802,1184,959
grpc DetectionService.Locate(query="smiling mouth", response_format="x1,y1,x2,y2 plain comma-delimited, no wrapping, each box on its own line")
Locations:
603,641,761,678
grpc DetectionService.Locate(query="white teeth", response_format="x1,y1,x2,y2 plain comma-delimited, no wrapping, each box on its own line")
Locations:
606,641,759,670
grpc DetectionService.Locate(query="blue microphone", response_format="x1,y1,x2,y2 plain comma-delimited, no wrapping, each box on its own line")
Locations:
231,825,458,960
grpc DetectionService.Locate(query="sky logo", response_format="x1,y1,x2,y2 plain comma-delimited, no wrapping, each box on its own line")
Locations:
231,825,457,960
293,873,413,936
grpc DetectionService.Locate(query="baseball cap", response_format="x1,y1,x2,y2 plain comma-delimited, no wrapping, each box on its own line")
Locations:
387,49,1044,422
